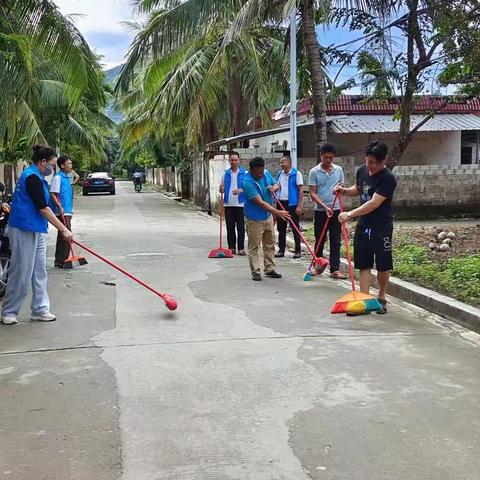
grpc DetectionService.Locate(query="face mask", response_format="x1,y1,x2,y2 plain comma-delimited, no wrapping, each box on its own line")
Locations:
43,163,54,176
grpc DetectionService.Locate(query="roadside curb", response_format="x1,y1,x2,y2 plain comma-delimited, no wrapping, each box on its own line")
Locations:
288,235,480,333
153,186,480,334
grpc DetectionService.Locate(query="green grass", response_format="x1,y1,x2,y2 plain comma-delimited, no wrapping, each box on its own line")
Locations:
302,224,480,306
393,245,480,305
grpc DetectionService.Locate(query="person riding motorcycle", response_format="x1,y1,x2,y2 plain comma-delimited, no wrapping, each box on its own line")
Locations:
133,171,144,191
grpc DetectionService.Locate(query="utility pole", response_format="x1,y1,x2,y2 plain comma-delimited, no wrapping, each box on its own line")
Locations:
290,5,298,169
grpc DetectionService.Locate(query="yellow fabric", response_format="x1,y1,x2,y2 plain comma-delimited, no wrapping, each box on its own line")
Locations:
345,301,367,314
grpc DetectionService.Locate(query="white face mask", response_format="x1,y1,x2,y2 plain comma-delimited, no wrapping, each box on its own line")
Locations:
43,162,54,176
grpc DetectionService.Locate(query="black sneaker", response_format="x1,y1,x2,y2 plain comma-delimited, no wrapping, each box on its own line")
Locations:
293,252,302,259
377,298,388,314
265,270,282,279
252,272,262,281
274,251,285,258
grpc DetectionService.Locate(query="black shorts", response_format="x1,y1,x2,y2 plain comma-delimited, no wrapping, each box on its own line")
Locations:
353,225,393,272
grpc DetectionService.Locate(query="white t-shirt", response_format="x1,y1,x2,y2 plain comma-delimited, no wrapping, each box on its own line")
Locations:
50,175,72,216
222,171,244,207
278,170,303,201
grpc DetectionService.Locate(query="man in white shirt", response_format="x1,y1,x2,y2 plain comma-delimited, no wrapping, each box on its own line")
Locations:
219,151,246,255
275,154,303,258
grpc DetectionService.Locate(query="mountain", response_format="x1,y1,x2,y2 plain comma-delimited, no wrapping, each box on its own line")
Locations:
105,65,123,86
104,65,123,124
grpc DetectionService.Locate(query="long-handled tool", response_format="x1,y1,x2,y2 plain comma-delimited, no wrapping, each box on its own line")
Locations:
303,192,340,281
208,196,234,258
272,191,328,273
72,240,178,311
331,193,382,315
60,214,88,269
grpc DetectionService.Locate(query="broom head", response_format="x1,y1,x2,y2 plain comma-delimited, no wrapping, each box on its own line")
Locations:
331,291,382,314
63,255,88,269
313,257,329,274
208,247,234,259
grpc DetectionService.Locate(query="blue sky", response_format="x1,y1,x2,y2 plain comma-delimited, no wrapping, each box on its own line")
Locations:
52,0,397,93
54,0,134,69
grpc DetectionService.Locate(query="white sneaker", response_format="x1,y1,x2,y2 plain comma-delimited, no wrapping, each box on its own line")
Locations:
1,316,18,325
30,312,56,322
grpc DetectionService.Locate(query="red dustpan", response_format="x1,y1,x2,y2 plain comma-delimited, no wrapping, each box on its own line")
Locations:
208,196,233,258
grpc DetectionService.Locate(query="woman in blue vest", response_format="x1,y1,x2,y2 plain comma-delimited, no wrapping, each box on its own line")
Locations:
275,154,304,258
50,155,74,267
1,145,74,325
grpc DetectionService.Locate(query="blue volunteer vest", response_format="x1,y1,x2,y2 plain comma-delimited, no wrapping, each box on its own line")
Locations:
9,165,49,233
243,172,274,221
51,171,73,215
276,168,299,206
224,167,246,204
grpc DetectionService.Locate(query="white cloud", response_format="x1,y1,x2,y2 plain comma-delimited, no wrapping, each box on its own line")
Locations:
54,0,132,34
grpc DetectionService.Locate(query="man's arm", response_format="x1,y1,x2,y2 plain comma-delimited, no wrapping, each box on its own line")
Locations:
296,184,303,213
338,193,387,223
309,185,334,215
72,170,80,184
250,195,290,220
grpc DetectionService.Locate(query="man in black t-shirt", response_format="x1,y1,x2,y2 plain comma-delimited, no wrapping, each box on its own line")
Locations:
335,141,397,314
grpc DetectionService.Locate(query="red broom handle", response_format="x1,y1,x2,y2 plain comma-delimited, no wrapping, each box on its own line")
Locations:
218,196,224,249
272,192,317,259
337,193,356,291
72,239,172,303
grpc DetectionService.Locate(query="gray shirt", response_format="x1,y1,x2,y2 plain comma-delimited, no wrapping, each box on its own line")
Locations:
308,163,344,210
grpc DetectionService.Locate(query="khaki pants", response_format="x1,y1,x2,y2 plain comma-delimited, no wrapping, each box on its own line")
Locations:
246,217,276,274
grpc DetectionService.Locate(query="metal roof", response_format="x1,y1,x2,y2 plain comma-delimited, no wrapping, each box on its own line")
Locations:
207,116,343,148
329,114,480,134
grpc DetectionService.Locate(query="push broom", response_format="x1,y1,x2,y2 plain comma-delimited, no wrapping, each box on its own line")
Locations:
272,192,328,273
60,215,88,269
72,240,178,311
303,192,340,281
331,193,382,315
208,196,234,258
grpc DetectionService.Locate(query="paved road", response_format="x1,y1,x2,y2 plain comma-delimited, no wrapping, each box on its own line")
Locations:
1,182,480,480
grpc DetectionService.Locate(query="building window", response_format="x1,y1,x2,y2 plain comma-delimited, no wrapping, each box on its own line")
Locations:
282,140,288,151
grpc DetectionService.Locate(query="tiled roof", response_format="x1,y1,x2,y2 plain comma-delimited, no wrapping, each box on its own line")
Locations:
272,95,480,121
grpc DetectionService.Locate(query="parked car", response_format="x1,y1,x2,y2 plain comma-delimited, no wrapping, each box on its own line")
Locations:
82,172,115,196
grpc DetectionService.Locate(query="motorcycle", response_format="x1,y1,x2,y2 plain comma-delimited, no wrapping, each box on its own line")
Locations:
0,183,11,298
133,176,143,193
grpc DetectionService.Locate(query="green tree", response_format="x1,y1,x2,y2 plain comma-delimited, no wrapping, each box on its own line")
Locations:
0,0,112,167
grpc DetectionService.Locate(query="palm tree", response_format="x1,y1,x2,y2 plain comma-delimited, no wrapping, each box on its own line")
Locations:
0,0,112,164
124,0,394,161
117,6,288,148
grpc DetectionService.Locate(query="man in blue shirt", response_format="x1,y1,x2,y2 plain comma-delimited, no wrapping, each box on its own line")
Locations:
50,155,74,267
243,157,290,281
308,143,346,279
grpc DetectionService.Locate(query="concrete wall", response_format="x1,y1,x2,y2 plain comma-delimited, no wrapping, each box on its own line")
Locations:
392,163,480,213
330,130,462,166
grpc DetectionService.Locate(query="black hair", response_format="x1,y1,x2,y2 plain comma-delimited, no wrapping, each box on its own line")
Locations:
365,141,388,161
229,150,240,158
320,143,336,155
57,155,70,169
249,156,265,169
281,153,291,162
32,144,56,163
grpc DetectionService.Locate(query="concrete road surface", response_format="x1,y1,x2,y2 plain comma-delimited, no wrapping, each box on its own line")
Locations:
1,181,480,480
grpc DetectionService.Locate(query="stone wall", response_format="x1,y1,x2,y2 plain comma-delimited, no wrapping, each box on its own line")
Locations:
392,164,480,214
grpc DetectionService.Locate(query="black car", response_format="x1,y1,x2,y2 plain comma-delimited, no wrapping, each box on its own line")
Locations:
82,172,115,196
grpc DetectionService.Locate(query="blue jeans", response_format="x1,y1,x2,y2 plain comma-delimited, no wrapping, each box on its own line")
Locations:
1,227,50,318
